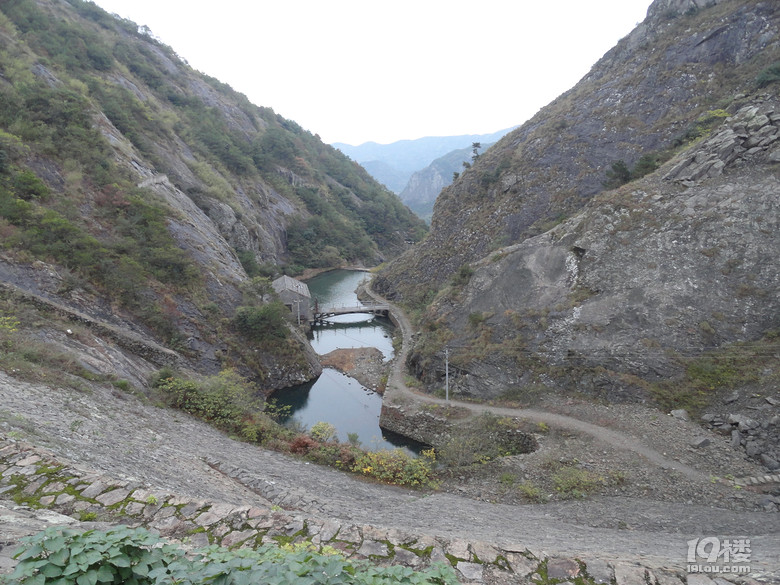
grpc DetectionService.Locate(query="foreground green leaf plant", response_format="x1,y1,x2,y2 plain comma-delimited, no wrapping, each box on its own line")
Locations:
7,526,457,585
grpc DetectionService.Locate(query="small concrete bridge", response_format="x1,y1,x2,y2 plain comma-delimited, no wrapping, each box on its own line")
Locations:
312,302,390,324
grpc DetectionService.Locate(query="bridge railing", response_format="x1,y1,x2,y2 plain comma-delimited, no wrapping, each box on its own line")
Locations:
313,302,390,318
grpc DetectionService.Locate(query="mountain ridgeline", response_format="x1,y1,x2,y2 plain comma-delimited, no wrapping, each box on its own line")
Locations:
0,0,425,391
333,128,515,195
375,0,780,407
399,143,498,222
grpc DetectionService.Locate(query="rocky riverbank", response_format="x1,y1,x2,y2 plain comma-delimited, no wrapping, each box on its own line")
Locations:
319,347,388,393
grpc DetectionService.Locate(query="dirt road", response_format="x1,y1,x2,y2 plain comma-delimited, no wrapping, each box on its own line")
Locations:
1,288,779,579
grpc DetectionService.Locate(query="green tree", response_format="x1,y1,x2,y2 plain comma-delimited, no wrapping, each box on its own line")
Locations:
471,142,482,163
603,159,631,189
233,302,290,342
12,170,50,200
630,154,659,180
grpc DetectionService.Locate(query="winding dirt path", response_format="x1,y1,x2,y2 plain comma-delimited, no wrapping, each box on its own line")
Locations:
366,286,706,481
1,282,777,579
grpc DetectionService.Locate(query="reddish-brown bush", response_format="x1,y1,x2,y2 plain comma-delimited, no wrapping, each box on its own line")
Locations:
289,434,318,454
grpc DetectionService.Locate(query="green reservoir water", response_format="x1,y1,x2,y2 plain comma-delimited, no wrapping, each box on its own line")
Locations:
272,270,419,452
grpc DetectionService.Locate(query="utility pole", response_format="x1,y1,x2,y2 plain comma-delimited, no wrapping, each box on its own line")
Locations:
292,299,302,325
445,347,449,404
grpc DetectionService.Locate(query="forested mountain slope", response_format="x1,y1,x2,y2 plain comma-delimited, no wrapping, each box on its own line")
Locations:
375,0,780,405
0,0,425,391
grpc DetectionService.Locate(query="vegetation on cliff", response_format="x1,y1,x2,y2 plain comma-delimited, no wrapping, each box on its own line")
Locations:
375,0,780,409
0,0,425,388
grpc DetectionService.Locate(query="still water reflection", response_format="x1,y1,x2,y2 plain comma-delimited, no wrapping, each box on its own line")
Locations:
309,316,394,360
272,270,416,452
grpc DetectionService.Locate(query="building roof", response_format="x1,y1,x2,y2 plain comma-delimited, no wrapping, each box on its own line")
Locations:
272,275,311,299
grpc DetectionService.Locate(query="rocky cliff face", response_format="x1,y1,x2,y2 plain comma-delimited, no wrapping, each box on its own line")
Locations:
376,0,779,305
410,100,779,399
376,0,780,405
398,147,471,222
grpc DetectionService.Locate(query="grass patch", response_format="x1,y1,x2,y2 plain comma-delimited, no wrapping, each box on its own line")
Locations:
550,466,607,499
516,481,546,503
651,332,778,415
437,412,537,468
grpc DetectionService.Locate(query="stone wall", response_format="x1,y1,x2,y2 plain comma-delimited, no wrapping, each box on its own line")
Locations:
379,403,450,447
0,434,709,585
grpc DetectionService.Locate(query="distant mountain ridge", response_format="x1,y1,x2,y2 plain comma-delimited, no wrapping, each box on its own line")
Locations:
333,128,516,193
399,143,496,222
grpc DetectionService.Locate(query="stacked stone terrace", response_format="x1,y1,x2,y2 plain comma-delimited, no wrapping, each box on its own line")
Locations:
2,434,775,585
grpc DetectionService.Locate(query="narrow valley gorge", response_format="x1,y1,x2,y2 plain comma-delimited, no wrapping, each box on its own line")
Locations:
1,0,779,583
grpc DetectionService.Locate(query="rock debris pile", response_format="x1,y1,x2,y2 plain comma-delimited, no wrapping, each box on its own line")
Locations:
700,392,780,473
664,101,780,185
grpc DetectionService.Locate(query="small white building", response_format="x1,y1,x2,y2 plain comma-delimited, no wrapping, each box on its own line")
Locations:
272,275,312,322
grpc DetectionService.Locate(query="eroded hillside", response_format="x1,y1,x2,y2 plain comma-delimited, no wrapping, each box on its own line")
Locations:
0,0,425,391
375,0,780,410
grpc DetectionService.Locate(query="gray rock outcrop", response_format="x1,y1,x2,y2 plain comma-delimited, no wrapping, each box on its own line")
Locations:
405,95,780,403
377,0,779,412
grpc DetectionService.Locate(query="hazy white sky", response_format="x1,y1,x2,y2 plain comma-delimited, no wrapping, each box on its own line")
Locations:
91,0,652,146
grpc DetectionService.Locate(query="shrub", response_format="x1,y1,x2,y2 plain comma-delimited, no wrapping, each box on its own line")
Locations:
673,109,730,147
263,398,291,422
467,312,486,328
306,442,347,467
236,248,262,277
603,160,631,189
12,170,50,200
158,377,240,427
238,414,291,445
309,421,337,442
233,302,290,342
630,153,659,180
351,448,437,488
436,434,483,467
756,62,780,88
149,366,176,387
289,434,319,454
155,370,279,441
451,264,473,287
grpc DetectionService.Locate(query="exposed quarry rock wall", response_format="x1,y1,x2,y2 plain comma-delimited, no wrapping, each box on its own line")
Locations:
406,96,780,401
378,403,450,446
